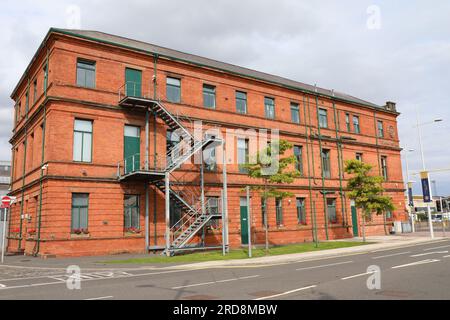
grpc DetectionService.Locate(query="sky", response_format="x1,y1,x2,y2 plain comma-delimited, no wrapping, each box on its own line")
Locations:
0,0,449,195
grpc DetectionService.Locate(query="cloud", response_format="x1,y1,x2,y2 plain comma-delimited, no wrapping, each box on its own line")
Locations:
0,0,449,193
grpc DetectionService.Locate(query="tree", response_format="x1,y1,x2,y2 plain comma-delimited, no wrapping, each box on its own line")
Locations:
344,159,395,242
241,139,300,253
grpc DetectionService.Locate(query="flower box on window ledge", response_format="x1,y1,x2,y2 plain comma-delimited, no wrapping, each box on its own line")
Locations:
124,227,141,236
71,228,90,238
10,228,21,239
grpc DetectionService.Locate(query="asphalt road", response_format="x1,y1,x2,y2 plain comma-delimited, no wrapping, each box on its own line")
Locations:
1,240,450,300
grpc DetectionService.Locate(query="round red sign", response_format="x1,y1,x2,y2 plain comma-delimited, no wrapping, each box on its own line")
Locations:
1,196,11,208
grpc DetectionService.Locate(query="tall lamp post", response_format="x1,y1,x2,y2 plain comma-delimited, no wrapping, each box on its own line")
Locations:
414,107,443,239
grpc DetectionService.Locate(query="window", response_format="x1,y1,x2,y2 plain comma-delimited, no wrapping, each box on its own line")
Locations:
170,200,182,228
381,156,388,180
25,91,29,115
345,113,351,132
321,149,331,178
356,153,363,162
124,195,140,230
236,91,247,114
204,145,217,171
353,116,360,134
377,120,384,137
296,198,306,225
386,210,393,220
318,108,328,128
76,59,96,88
73,119,93,162
237,138,249,173
33,79,37,104
43,64,48,93
203,84,216,108
166,130,181,165
261,198,267,227
206,196,220,228
276,198,283,226
290,103,300,124
166,77,181,103
71,193,88,232
327,199,337,224
293,145,303,175
264,97,275,119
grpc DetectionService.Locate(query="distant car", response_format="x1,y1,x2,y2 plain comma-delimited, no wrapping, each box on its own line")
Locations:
432,215,443,222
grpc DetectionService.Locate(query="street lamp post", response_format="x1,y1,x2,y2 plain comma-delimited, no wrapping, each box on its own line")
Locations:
414,107,443,239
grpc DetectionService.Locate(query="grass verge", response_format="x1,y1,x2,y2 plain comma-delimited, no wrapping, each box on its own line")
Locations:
101,241,371,264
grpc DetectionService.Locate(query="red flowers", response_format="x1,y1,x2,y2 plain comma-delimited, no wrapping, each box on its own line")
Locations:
72,228,89,235
125,227,141,234
28,229,36,234
11,228,20,233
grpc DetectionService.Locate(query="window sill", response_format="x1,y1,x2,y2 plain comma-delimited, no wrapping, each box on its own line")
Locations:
70,233,90,239
124,232,142,237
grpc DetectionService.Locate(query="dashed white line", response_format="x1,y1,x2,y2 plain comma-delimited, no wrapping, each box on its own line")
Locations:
295,260,353,271
410,251,448,257
372,251,411,260
254,285,317,300
423,245,450,251
171,275,260,290
341,271,375,280
85,296,114,300
391,259,440,269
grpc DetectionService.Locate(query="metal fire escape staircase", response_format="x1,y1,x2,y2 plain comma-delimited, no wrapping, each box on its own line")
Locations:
117,87,223,255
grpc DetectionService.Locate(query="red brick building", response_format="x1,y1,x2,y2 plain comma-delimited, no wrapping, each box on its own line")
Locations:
7,28,407,257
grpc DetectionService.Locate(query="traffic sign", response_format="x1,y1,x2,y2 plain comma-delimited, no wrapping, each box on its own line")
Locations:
1,196,16,208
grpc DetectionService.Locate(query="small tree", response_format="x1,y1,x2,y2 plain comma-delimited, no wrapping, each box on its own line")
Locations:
241,139,300,253
344,159,395,242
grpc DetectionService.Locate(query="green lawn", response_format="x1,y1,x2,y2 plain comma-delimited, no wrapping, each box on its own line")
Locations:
102,241,370,264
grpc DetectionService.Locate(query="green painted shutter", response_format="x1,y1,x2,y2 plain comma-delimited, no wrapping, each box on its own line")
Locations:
240,197,249,245
125,68,142,97
124,125,140,174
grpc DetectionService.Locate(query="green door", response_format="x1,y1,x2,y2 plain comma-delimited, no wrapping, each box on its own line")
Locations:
125,68,142,97
124,125,140,174
240,197,249,245
351,201,358,236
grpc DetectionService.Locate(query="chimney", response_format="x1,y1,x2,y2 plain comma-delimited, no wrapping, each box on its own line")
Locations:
385,101,396,112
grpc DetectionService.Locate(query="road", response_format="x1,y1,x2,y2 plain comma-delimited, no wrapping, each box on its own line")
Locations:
1,240,450,300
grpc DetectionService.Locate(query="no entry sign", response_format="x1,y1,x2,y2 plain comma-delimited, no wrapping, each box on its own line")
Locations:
1,196,16,208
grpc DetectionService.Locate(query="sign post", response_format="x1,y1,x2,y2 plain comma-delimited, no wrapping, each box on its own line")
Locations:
407,182,415,232
1,196,15,264
246,186,252,258
420,171,434,239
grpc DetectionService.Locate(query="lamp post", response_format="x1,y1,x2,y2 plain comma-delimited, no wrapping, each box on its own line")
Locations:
414,107,443,239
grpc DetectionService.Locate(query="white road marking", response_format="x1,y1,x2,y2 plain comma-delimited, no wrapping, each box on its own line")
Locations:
254,285,317,300
295,260,353,271
341,271,375,280
0,284,5,288
0,269,194,291
391,259,440,269
372,251,411,260
85,296,114,300
423,245,450,251
171,275,260,290
443,255,450,258
410,251,448,257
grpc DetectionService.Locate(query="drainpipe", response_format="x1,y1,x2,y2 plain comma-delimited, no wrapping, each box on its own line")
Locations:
222,140,229,253
145,107,149,251
34,49,49,256
373,111,388,234
332,100,347,226
303,96,315,242
315,96,329,240
153,54,158,249
18,127,28,251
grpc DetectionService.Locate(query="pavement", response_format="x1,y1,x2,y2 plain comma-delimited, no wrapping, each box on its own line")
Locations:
0,234,449,300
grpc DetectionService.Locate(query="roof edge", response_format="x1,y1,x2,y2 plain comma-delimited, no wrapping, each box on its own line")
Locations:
12,28,400,116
